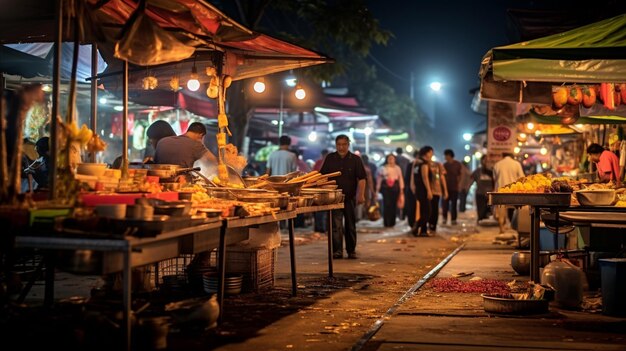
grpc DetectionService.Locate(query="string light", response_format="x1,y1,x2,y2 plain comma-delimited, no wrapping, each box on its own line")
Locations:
253,78,266,93
187,65,200,91
294,84,306,100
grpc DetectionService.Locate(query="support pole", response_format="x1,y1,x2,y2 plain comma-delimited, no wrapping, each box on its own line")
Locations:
50,0,63,199
121,60,128,178
89,44,98,163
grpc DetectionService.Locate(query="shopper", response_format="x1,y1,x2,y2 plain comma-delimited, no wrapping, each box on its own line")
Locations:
493,152,525,233
320,135,366,259
442,149,462,225
266,135,297,176
410,146,433,236
394,147,411,219
376,154,405,227
458,161,472,212
470,157,495,222
361,154,377,221
428,159,447,232
143,119,176,163
404,150,419,228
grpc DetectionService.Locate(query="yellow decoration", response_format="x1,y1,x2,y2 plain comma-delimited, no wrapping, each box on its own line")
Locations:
218,164,228,182
169,76,180,91
142,76,158,90
216,132,227,147
217,114,229,128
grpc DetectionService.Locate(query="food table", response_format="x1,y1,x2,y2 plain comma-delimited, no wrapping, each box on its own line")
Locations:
15,218,225,351
489,192,626,282
285,203,345,296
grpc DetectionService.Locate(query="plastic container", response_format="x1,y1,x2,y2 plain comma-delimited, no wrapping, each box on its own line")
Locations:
539,228,566,251
541,260,586,309
598,258,626,316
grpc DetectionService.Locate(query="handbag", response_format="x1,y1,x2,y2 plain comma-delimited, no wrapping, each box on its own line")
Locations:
397,193,405,209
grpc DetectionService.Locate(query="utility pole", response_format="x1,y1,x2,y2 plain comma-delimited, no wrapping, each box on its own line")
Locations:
410,71,415,101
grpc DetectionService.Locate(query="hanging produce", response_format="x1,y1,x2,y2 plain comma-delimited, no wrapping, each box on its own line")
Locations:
620,84,626,103
552,86,568,108
567,85,582,105
600,83,616,110
581,85,596,108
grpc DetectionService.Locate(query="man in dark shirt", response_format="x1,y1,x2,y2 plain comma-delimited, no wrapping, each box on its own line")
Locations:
320,135,366,259
442,149,462,225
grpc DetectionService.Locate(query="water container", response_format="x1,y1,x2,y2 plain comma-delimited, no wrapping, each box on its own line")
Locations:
541,260,586,309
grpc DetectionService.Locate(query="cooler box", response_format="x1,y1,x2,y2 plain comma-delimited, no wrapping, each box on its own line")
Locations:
599,258,626,316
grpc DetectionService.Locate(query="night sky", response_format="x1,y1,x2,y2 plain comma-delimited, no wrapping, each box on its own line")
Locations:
366,0,512,158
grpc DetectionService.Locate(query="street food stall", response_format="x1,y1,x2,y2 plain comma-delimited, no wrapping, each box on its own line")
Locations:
0,1,342,349
479,14,626,311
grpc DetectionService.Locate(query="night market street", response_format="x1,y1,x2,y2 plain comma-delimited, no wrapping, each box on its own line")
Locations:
13,209,625,351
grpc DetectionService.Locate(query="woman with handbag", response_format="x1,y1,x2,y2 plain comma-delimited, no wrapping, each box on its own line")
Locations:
410,146,434,236
376,154,405,227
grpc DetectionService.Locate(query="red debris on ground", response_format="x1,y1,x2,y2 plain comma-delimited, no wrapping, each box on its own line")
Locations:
426,278,510,295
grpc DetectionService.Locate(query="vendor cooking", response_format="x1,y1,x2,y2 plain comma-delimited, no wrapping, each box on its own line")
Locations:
586,143,622,187
154,122,217,181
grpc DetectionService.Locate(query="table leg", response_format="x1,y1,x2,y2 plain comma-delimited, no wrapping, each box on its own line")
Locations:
122,245,132,351
327,210,334,279
217,223,227,323
43,252,55,307
288,218,297,296
530,206,541,283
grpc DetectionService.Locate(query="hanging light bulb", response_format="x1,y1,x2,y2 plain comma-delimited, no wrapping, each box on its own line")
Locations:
187,65,200,92
308,130,317,142
527,122,535,130
253,78,266,93
294,84,306,100
540,147,548,155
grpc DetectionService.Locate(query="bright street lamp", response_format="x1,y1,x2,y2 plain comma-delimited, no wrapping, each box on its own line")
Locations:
430,81,442,91
462,132,472,141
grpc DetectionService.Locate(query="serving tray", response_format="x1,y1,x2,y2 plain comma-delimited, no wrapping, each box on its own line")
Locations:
488,192,571,207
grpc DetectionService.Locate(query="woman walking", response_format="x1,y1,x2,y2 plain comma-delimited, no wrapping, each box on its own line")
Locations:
376,154,405,227
410,146,433,236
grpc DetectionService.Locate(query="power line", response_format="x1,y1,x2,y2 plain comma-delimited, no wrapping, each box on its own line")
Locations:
368,53,410,82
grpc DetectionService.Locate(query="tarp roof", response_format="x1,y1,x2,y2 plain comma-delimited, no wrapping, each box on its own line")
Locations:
480,13,626,83
0,0,332,83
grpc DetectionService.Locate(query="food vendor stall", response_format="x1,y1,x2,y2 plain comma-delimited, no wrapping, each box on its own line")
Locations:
1,1,338,349
479,14,626,284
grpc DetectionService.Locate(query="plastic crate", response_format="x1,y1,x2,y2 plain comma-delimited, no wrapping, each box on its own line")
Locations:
225,247,277,293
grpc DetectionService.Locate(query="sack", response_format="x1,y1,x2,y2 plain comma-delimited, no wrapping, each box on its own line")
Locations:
367,202,381,221
397,194,405,209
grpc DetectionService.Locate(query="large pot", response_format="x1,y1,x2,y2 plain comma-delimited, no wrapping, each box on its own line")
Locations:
511,251,551,276
57,249,102,275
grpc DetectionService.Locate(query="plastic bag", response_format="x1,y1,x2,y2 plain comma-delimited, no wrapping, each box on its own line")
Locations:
368,202,381,221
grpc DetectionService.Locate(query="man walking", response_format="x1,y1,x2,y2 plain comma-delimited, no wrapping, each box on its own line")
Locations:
320,135,366,259
266,135,297,176
493,152,525,233
442,149,462,225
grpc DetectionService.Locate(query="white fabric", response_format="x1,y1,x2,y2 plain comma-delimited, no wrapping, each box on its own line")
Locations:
493,156,525,189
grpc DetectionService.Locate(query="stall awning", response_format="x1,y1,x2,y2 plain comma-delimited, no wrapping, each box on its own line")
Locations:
480,13,626,83
0,0,332,82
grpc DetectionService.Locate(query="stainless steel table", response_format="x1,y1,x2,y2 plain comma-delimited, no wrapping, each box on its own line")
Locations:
287,203,344,296
15,219,223,351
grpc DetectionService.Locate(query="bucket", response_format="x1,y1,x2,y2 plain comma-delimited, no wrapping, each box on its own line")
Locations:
598,258,626,316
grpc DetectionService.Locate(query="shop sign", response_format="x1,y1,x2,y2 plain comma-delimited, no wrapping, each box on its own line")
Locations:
487,101,516,164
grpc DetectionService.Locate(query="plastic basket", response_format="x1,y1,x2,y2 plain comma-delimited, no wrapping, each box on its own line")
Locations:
225,247,277,293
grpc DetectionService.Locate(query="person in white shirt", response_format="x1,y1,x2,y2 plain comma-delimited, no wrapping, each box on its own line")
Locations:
492,152,525,233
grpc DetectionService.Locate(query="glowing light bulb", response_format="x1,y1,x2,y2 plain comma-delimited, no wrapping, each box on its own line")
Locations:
514,147,521,154
294,85,306,100
253,79,266,93
540,147,548,155
383,137,391,144
463,155,471,163
308,131,317,142
527,122,535,130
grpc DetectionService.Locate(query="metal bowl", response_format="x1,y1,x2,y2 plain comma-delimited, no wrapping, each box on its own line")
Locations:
266,180,306,196
575,189,616,206
511,251,551,275
482,294,549,315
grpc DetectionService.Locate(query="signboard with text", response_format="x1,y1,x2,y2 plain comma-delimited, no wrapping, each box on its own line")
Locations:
487,101,516,166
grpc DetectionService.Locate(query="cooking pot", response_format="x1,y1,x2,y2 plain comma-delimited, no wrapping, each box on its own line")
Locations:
511,251,551,276
57,249,102,275
146,165,200,179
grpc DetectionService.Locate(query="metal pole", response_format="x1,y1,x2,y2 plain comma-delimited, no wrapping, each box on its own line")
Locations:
89,44,98,163
121,60,128,178
365,133,370,155
50,0,62,200
278,88,284,137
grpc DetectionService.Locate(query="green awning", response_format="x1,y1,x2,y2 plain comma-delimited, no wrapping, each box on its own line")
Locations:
530,109,626,125
480,14,626,83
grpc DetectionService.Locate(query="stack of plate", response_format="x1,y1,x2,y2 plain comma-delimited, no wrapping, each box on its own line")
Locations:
203,273,243,295
187,266,216,293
